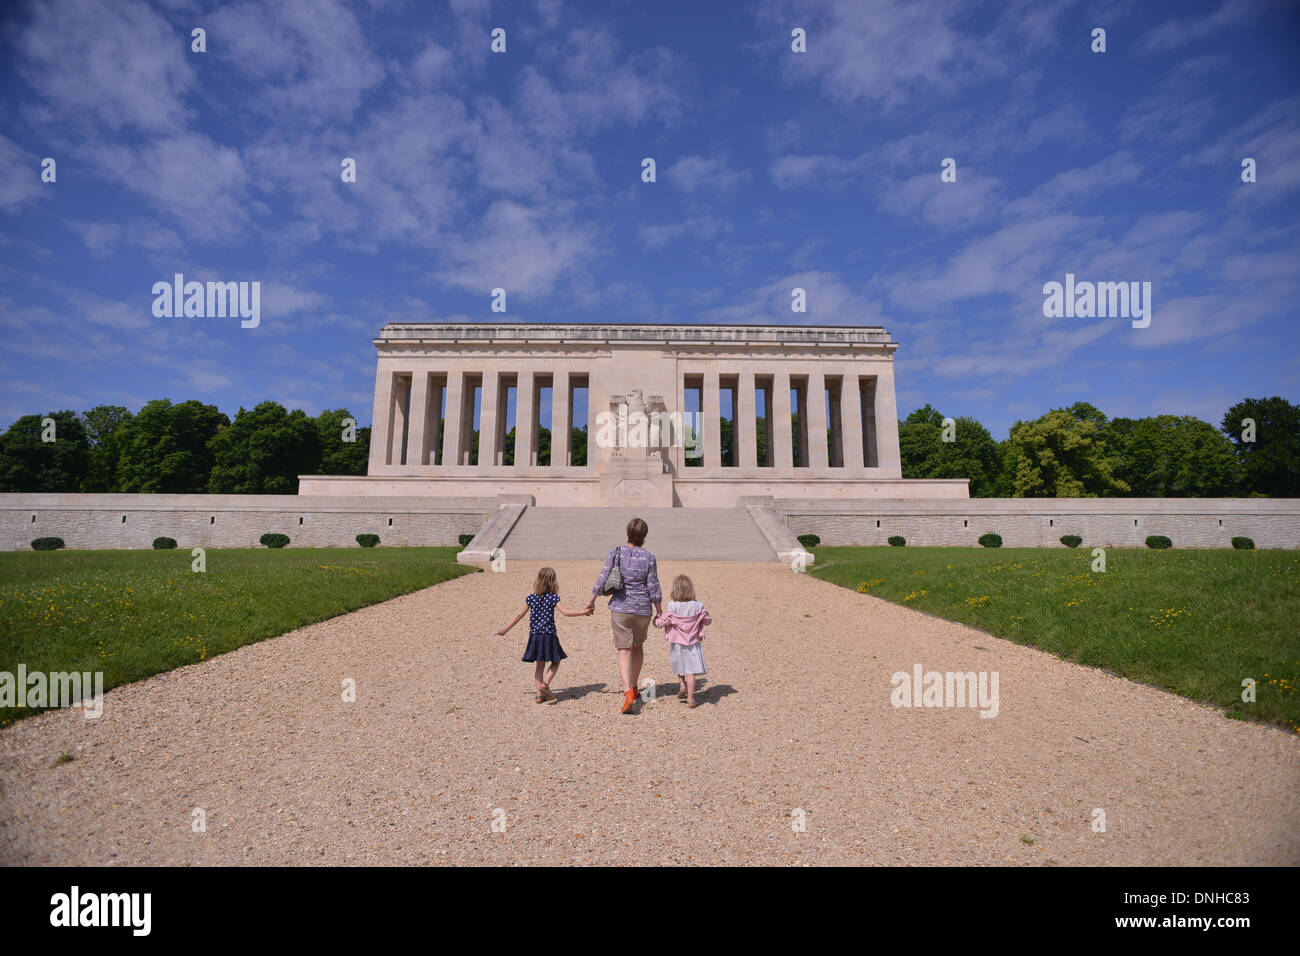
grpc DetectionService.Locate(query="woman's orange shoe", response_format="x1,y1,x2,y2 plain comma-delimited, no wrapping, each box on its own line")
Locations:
621,689,636,714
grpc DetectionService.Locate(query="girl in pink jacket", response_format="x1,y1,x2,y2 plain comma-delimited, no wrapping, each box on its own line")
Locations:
654,574,711,708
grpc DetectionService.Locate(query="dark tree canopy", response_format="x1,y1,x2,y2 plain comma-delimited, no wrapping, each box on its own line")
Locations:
0,411,89,492
315,408,370,476
116,400,229,493
209,402,324,495
79,405,134,493
1220,396,1300,497
898,404,1002,497
1109,415,1239,498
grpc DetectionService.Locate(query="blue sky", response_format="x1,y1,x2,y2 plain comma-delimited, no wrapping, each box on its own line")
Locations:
1,0,1298,439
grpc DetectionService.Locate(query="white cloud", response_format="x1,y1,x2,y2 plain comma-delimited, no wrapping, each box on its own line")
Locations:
432,200,594,297
15,0,195,133
702,271,886,326
0,136,45,211
206,0,385,124
666,155,749,193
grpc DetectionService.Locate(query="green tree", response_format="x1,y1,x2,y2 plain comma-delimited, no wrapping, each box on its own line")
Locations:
117,400,228,493
315,408,369,475
1220,397,1300,496
0,411,90,491
571,425,587,466
537,426,551,466
1108,415,1239,497
497,426,551,466
208,402,323,494
897,404,1002,496
992,439,1022,497
79,405,133,492
720,416,734,466
1008,402,1129,497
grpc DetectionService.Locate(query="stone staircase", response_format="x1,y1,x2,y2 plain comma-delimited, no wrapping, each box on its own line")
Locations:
492,506,782,561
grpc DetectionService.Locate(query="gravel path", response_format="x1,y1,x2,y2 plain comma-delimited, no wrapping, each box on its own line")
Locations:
2,560,1297,865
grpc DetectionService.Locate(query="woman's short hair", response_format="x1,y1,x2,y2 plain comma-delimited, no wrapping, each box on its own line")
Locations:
626,517,648,546
671,574,695,602
534,567,558,595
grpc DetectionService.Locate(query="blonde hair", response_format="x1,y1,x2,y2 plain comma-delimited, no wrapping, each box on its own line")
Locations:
534,567,558,595
670,574,695,602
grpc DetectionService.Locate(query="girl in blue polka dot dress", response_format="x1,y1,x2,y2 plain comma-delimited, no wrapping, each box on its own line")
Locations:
495,567,592,703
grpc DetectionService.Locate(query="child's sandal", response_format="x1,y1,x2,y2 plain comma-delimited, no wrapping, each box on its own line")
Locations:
540,686,556,703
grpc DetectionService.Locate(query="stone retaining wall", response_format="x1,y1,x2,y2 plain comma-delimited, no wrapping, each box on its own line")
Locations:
775,498,1300,549
0,494,495,551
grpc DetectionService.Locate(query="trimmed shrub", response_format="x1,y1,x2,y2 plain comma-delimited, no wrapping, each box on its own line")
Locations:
152,537,178,550
978,533,1002,548
356,534,380,548
31,537,64,551
458,533,475,547
1059,535,1082,548
887,536,906,547
260,533,290,549
1231,536,1255,550
796,533,820,549
1145,535,1172,550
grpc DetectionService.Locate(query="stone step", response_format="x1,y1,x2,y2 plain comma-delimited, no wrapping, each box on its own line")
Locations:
499,507,780,560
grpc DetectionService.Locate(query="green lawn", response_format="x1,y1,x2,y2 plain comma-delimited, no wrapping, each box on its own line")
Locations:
0,547,477,725
811,546,1300,734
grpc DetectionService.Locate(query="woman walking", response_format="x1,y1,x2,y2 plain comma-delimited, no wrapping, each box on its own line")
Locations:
587,517,662,715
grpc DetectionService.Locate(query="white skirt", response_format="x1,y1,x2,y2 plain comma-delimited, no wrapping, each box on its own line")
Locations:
669,642,706,676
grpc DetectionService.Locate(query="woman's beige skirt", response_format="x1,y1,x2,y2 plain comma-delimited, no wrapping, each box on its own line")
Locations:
610,612,651,649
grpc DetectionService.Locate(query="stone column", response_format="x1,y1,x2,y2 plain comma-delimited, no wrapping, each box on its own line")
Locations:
737,371,757,469
840,373,865,470
553,369,571,467
703,369,722,470
478,371,501,468
874,361,902,477
407,372,431,467
441,370,464,468
369,366,395,470
806,369,829,470
389,374,410,466
516,369,536,468
771,370,793,471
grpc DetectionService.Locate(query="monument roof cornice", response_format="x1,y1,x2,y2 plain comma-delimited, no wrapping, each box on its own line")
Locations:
375,322,896,349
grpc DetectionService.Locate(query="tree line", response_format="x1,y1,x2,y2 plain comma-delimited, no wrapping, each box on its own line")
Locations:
0,401,370,494
898,397,1299,498
0,395,1295,497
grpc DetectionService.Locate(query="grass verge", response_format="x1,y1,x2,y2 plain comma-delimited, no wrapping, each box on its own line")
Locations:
0,547,476,725
811,546,1299,733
